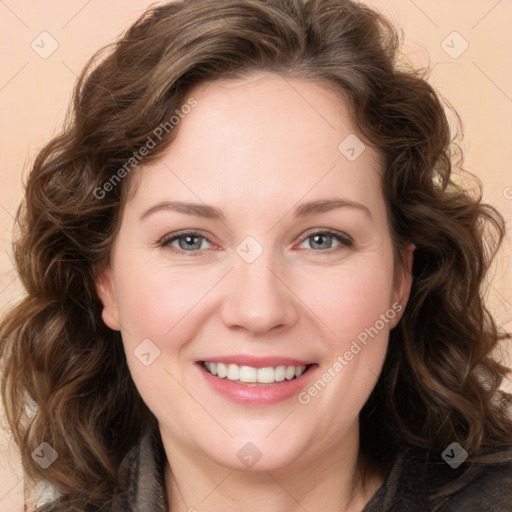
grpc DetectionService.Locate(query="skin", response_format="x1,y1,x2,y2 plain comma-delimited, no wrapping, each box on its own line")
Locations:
96,73,414,512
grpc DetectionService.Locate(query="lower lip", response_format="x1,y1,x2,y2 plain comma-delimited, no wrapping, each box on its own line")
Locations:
197,363,318,406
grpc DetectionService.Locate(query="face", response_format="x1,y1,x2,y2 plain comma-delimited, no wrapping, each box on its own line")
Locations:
97,73,413,474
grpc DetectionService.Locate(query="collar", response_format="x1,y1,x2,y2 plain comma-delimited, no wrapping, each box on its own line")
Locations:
112,426,168,511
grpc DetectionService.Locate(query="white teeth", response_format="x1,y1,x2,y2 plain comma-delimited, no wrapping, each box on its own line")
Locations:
217,363,227,378
239,365,257,383
274,365,286,382
227,364,240,381
203,362,308,383
285,366,296,380
295,366,306,378
257,367,275,384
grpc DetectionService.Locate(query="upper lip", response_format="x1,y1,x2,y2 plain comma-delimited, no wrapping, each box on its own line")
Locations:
198,355,314,368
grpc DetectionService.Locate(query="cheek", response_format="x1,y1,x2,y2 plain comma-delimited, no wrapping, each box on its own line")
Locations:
303,255,396,346
111,260,208,413
295,256,396,422
114,260,212,344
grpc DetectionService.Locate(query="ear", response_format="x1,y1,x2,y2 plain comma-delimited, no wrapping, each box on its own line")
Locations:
94,266,121,331
389,243,415,329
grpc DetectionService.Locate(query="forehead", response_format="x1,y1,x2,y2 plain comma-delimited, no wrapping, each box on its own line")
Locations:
127,73,384,214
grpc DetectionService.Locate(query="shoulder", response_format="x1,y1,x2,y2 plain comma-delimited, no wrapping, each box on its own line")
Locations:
34,427,167,512
365,446,512,512
436,461,512,511
409,448,512,512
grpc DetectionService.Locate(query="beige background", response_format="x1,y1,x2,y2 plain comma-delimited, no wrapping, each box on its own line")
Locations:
0,0,511,509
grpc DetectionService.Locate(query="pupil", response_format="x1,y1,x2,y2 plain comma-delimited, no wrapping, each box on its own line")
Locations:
312,234,331,250
180,236,200,250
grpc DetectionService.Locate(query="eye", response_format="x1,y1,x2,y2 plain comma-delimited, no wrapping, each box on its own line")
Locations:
158,229,353,256
159,231,214,255
297,229,353,252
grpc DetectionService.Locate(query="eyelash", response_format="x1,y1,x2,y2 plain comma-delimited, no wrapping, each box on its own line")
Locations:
158,229,354,256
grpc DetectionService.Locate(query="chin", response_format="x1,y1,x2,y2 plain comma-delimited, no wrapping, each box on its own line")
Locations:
200,430,310,473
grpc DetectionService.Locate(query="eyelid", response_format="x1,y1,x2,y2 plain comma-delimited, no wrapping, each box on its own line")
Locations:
158,228,211,245
298,227,353,244
158,228,353,255
158,229,218,254
294,228,354,251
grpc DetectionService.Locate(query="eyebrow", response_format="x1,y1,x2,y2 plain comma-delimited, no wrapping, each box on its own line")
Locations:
294,198,372,218
141,201,225,221
140,198,372,221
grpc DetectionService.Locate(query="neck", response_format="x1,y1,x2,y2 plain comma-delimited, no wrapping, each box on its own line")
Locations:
161,425,383,512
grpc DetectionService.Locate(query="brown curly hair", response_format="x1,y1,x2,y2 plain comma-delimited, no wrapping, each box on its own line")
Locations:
1,0,511,510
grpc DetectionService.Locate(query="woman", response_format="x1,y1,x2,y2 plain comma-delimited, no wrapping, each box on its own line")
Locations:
1,0,511,510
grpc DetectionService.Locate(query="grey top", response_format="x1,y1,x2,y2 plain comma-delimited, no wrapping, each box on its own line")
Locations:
109,427,512,512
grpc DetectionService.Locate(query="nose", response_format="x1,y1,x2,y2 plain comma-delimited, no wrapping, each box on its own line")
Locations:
219,251,301,337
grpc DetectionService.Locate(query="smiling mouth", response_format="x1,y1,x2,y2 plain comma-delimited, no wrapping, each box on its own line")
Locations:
200,361,314,385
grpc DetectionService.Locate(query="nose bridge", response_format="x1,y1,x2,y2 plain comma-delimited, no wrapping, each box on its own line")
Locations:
220,237,299,335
